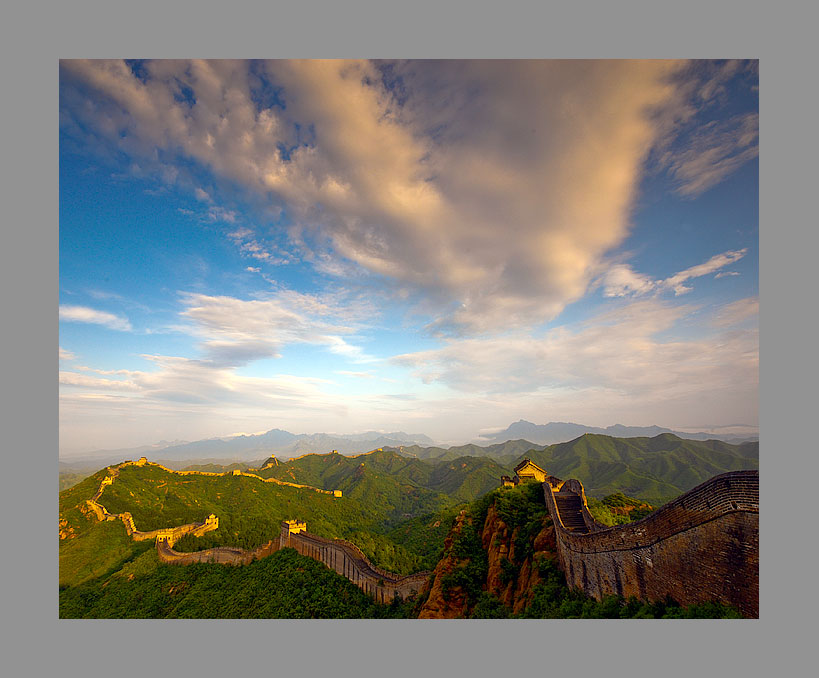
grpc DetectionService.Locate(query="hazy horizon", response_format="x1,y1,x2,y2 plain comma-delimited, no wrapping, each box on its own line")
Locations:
59,59,758,456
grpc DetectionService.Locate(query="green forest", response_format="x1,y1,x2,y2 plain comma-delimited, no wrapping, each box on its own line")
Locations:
59,433,756,618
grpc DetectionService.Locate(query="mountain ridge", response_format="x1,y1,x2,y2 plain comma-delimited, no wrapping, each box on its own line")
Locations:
479,420,758,446
60,420,756,467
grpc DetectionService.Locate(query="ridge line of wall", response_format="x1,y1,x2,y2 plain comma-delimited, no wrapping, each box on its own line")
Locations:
82,459,427,603
541,470,759,617
280,521,431,603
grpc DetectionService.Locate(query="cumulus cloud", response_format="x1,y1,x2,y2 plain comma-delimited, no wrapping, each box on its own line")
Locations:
61,59,708,335
59,305,132,331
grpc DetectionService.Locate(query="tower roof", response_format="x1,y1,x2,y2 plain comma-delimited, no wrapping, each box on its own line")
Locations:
514,458,546,475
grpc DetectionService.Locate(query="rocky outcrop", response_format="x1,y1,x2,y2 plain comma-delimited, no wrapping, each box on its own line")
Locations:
481,504,557,615
417,510,471,619
418,501,560,618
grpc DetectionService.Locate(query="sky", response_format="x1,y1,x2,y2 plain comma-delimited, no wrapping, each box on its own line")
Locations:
58,59,758,456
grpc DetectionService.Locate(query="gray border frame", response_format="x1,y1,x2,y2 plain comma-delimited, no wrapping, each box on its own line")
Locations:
6,0,810,674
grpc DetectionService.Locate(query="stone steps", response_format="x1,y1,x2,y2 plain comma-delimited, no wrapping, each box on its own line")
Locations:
554,493,589,533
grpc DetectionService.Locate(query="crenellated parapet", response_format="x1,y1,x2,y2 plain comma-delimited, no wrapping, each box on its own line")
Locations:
81,458,413,603
157,535,279,565
158,518,432,603
279,519,431,602
85,463,220,545
542,470,759,617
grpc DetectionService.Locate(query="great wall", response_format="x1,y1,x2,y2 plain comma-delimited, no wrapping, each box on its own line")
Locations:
85,456,430,602
81,455,759,615
536,467,759,617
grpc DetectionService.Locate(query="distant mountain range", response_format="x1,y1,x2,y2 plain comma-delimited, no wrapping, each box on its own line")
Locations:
63,429,436,466
61,419,757,467
478,420,758,446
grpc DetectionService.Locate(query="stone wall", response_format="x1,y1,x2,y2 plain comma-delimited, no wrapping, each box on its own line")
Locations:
543,470,759,617
280,521,431,603
127,459,342,496
83,459,425,603
157,538,280,565
85,464,220,543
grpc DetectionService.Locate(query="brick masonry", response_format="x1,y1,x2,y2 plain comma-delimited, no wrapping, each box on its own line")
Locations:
543,470,759,617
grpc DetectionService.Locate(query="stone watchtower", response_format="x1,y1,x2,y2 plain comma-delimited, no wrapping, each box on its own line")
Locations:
513,459,548,483
500,459,549,487
280,519,307,549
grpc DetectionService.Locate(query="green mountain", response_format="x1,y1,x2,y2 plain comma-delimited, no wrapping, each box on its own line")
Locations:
255,448,509,515
391,439,545,462
516,432,758,504
59,449,507,588
59,433,757,618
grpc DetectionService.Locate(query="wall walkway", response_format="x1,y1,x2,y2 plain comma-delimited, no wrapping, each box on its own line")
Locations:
84,458,427,602
542,470,759,617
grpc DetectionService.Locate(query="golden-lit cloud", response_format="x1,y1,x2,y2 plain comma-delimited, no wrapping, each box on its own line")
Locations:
61,59,709,334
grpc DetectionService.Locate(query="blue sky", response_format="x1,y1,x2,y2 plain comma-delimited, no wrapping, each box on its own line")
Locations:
58,59,758,456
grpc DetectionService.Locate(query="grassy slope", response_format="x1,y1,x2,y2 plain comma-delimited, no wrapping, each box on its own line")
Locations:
59,469,155,587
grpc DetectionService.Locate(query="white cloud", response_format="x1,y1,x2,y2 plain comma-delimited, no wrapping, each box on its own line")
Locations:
59,347,76,361
715,271,740,279
194,187,212,203
391,299,758,419
602,265,656,297
62,58,709,335
662,248,747,295
173,291,374,367
206,205,237,223
59,305,132,331
710,297,758,327
659,112,758,197
600,248,748,299
60,371,138,391
228,227,293,265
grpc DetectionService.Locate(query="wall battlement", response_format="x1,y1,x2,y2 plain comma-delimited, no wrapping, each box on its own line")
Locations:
156,520,431,602
120,457,342,496
85,464,220,544
82,458,424,603
279,520,431,603
542,470,759,617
